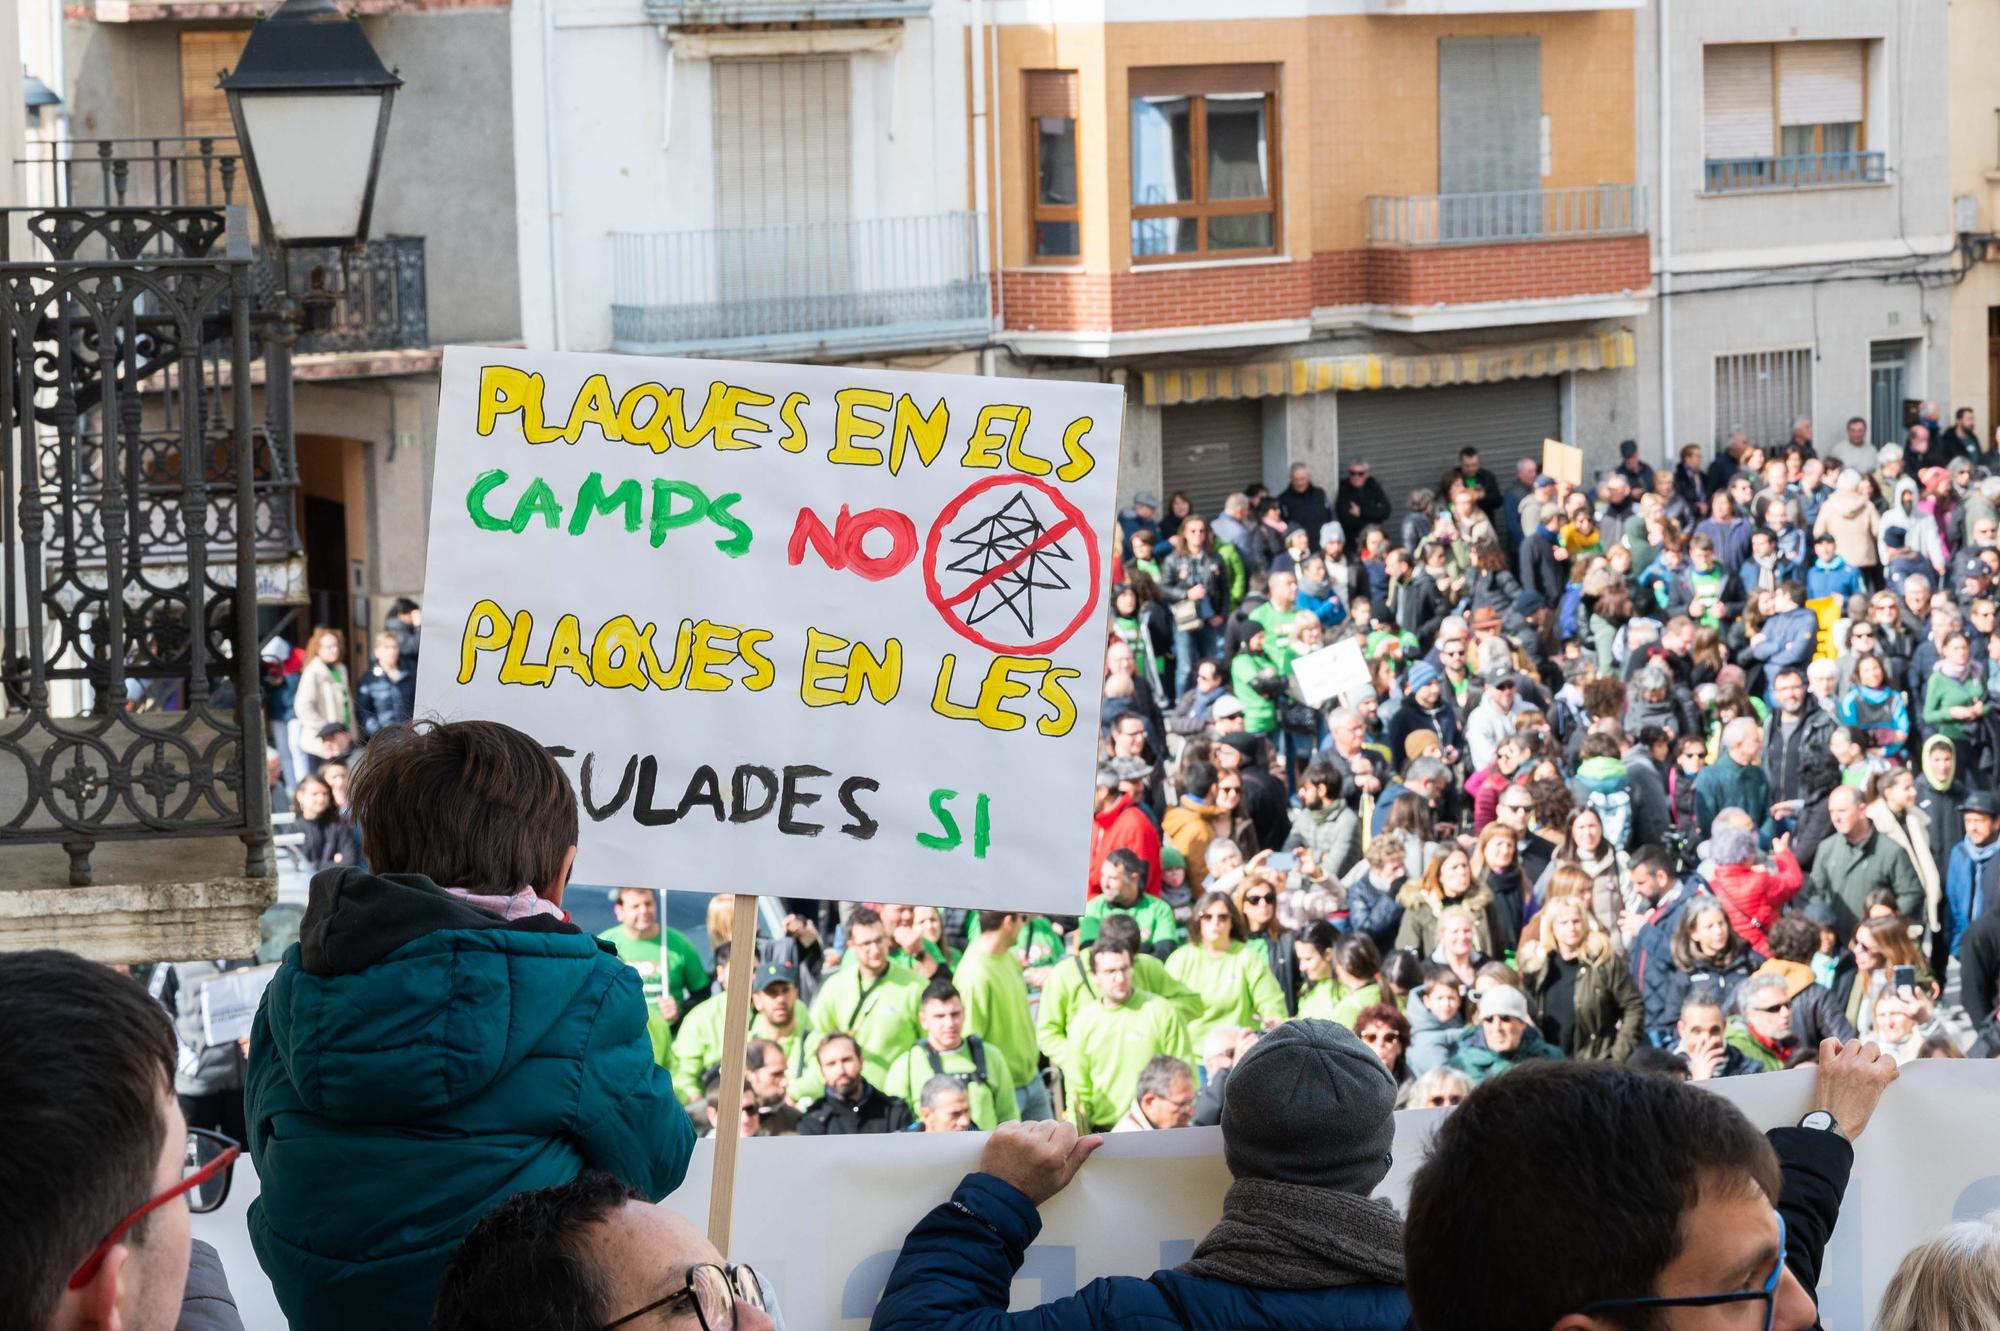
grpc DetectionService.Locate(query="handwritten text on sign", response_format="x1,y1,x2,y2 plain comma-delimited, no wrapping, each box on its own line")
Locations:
417,349,1123,911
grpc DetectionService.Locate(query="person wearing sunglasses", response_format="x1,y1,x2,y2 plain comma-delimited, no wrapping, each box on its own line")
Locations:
434,1171,779,1331
2,949,247,1331
1406,1040,1898,1331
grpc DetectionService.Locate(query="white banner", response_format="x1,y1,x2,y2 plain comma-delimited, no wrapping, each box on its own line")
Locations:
664,1062,2000,1330
417,349,1123,913
197,964,278,1047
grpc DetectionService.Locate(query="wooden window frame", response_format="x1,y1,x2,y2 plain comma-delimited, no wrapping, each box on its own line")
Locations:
1027,71,1081,264
1128,65,1281,265
1768,43,1868,155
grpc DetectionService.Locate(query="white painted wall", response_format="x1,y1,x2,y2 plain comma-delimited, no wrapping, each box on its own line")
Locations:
512,0,974,353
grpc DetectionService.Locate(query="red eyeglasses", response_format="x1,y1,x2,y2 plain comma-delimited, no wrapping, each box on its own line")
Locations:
68,1128,241,1291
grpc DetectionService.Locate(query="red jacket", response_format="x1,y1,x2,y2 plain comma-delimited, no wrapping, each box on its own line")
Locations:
1087,798,1162,899
1708,849,1803,954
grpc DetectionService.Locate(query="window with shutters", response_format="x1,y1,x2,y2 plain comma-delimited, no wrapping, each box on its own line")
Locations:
1702,41,1880,192
1129,65,1280,262
1027,71,1080,261
180,31,250,140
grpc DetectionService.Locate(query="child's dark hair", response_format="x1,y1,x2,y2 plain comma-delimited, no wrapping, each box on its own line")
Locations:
349,719,578,896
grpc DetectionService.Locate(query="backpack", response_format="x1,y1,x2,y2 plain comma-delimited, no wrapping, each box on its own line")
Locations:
1588,783,1634,850
923,1035,989,1091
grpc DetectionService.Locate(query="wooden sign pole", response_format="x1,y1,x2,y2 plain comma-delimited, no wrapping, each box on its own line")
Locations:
706,891,762,1253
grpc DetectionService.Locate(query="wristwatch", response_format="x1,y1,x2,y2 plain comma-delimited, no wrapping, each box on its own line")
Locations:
1798,1109,1838,1133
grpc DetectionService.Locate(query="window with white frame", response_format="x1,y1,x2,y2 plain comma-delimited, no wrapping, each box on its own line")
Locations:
1702,41,1877,191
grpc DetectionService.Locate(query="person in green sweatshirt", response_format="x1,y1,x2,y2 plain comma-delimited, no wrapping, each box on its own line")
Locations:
1077,849,1183,957
1059,938,1196,1131
749,958,823,1105
599,886,711,1067
1164,890,1288,1048
1923,631,1988,745
1036,914,1204,1068
952,909,1049,1119
883,978,1023,1132
668,942,736,1104
807,906,925,1085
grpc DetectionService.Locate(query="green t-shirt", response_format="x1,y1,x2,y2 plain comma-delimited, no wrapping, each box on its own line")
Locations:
1060,991,1195,1129
1035,949,1203,1068
668,990,730,1104
1296,979,1342,1022
1076,894,1183,950
890,938,958,973
807,962,926,1086
1163,943,1288,1048
884,1037,1022,1132
598,923,709,1008
966,913,1065,973
951,946,1039,1084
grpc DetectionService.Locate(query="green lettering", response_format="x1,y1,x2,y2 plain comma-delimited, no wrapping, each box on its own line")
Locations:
511,477,564,532
915,788,962,852
467,469,512,531
707,492,754,558
567,471,644,536
649,479,709,548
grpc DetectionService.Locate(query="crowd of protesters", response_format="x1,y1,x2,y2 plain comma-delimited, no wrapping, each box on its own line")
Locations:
22,416,2000,1331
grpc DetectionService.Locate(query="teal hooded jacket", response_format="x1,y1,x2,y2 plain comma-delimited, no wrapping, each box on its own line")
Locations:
246,869,694,1330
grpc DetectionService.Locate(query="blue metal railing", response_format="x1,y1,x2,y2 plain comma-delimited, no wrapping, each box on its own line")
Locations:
1366,184,1645,247
1703,151,1886,193
610,212,989,357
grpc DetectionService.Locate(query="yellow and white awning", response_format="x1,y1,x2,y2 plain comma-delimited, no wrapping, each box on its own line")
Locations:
1139,329,1636,406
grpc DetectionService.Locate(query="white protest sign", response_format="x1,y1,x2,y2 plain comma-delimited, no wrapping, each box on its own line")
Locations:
664,1062,2000,1330
198,964,278,1047
1291,638,1372,708
417,349,1123,914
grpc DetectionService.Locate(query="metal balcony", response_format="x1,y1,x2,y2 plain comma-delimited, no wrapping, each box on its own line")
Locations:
1703,151,1886,194
611,212,990,359
16,138,428,355
1367,184,1646,247
642,0,929,21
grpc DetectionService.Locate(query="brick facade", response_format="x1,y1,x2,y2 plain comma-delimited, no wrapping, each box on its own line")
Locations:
1004,235,1651,333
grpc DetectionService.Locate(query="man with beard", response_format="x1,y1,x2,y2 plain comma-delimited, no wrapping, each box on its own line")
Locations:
796,1033,913,1135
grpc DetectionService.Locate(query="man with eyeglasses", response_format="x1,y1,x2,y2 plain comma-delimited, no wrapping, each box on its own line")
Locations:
1058,939,1196,1133
1114,1054,1197,1131
1407,1042,1897,1331
434,1171,778,1331
1,949,246,1331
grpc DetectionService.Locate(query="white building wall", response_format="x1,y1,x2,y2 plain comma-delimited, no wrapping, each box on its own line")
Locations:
512,0,975,354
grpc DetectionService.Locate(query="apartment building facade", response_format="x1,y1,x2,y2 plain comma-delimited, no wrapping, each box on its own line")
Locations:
1634,0,1953,470
987,1,1651,515
1946,0,2000,441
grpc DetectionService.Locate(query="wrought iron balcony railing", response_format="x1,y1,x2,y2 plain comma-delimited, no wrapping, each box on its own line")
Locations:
642,0,930,22
1703,151,1886,193
0,205,284,881
1367,184,1646,247
16,138,428,355
611,212,989,359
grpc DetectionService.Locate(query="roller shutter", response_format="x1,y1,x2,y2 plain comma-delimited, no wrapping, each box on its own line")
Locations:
1778,41,1864,127
1161,401,1264,520
1704,44,1775,159
1335,379,1560,522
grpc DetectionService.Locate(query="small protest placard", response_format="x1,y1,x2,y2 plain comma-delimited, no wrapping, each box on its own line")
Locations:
1542,438,1583,488
1291,638,1372,708
416,349,1123,915
199,964,278,1047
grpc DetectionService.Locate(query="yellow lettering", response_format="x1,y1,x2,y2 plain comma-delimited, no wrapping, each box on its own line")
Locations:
559,374,622,445
930,654,984,723
497,610,553,686
685,621,740,692
1036,666,1081,736
737,628,777,691
701,383,775,451
589,616,659,690
801,628,902,707
1056,415,1097,482
963,404,1030,471
617,383,677,453
777,392,811,454
546,614,593,685
830,388,892,466
457,598,511,683
888,396,951,476
476,366,562,443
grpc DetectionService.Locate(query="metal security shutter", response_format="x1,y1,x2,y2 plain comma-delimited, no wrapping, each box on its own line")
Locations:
1162,401,1264,519
1438,38,1541,196
713,57,851,228
1715,348,1813,451
1336,380,1560,525
1777,41,1864,127
1703,45,1775,159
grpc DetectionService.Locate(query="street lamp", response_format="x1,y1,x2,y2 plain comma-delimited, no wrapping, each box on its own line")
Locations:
220,0,402,251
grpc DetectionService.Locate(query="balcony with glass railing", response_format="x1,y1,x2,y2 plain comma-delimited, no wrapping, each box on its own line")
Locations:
610,212,990,359
1366,184,1646,247
1702,151,1886,194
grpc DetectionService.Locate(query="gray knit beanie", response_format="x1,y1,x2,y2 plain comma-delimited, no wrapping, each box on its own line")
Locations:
1220,1019,1397,1194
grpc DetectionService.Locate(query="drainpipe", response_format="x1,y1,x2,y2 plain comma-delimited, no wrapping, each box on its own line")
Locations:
1657,0,1673,456
542,0,569,351
969,0,994,346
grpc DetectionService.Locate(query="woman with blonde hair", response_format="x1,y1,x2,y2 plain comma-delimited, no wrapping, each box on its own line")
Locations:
1875,1213,2000,1331
293,625,354,767
1515,896,1642,1062
1833,913,1939,1036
